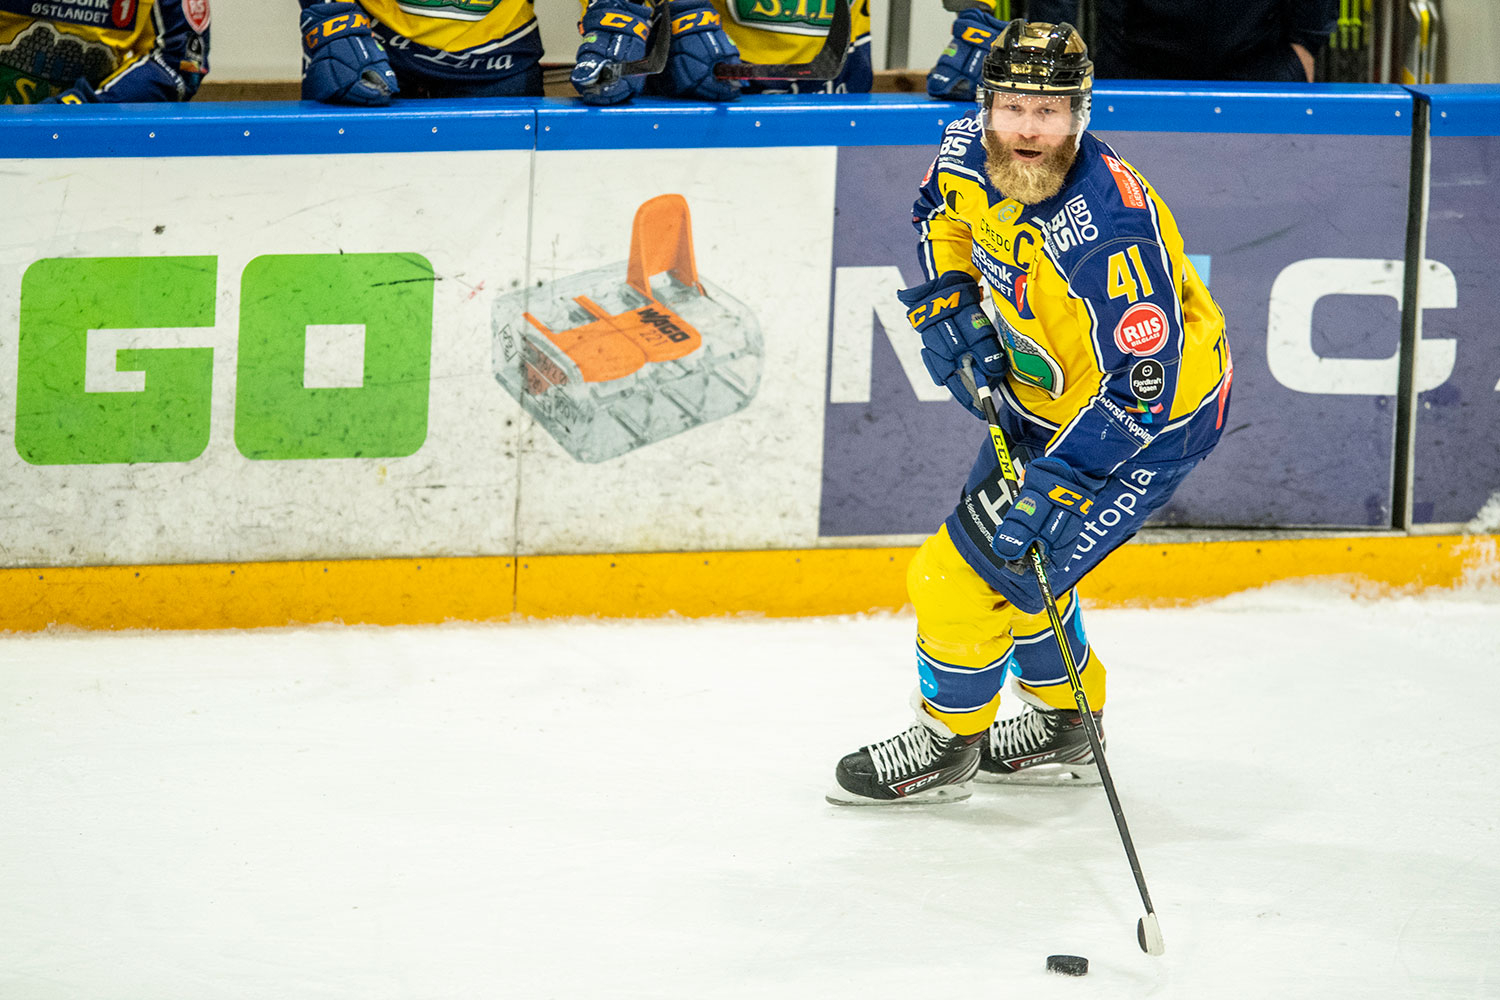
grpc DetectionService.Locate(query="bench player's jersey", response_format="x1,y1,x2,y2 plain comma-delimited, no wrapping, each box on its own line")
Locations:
353,0,541,91
357,0,536,52
572,0,871,92
1,0,209,103
914,111,1231,481
717,0,869,81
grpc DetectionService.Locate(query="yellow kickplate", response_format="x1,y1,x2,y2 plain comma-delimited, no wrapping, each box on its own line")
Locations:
1083,533,1500,606
0,557,517,632
514,548,914,620
0,534,1493,632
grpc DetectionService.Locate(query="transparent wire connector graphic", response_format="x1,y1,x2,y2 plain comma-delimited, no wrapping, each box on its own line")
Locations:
493,194,763,463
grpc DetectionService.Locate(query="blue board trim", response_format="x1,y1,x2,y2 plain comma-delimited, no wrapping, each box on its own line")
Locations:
1406,84,1500,137
534,94,968,150
0,99,537,158
0,84,1449,159
1091,82,1413,136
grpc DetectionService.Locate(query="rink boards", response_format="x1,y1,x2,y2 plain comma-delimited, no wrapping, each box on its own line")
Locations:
0,88,1497,625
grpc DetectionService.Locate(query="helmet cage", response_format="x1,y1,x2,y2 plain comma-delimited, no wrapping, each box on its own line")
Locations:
979,91,1091,138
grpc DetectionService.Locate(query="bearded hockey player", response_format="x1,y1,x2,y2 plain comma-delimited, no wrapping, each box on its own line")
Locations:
571,0,870,105
1,0,209,104
828,22,1232,806
299,0,542,104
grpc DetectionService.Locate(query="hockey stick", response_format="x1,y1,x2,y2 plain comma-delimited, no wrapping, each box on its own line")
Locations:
595,1,673,88
712,0,851,80
959,356,1166,958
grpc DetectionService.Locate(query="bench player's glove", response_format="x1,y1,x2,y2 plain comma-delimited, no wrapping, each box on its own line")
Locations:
300,1,399,106
926,9,1005,101
991,457,1104,563
658,0,739,101
572,0,653,105
896,271,1008,419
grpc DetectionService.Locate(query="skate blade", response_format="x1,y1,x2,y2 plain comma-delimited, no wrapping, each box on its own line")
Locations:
824,782,973,806
973,763,1101,787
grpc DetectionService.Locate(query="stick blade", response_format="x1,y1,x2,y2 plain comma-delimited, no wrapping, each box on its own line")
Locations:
597,3,672,85
1137,913,1165,956
714,0,850,80
619,15,672,75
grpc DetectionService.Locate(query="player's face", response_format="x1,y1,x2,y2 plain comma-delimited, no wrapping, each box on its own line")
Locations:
983,93,1077,154
980,97,1079,205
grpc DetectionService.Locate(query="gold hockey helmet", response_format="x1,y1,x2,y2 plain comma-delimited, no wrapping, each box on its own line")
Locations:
978,21,1093,138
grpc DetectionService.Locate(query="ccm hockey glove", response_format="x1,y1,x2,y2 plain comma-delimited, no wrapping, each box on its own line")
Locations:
990,457,1105,562
657,0,739,101
300,1,399,106
572,0,652,105
926,9,1005,100
896,271,1008,419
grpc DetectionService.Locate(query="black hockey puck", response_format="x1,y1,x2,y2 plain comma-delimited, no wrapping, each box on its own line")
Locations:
1046,954,1089,976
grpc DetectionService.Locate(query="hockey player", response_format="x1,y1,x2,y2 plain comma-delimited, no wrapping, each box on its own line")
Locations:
571,0,871,105
299,0,542,104
829,21,1231,805
1,0,209,104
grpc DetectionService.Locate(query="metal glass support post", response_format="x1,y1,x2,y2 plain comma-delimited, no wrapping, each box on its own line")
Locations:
1392,95,1431,531
886,0,912,70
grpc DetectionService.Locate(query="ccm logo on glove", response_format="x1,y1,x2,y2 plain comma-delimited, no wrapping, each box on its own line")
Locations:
906,291,962,326
1046,485,1093,513
599,11,650,37
672,8,722,32
305,11,370,47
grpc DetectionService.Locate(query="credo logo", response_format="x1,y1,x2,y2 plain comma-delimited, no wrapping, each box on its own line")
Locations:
1114,301,1169,356
15,253,435,466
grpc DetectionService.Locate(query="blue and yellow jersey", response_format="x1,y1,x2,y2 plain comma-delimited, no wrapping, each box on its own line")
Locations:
0,0,209,103
357,0,535,54
573,0,870,92
914,112,1230,481
716,0,868,73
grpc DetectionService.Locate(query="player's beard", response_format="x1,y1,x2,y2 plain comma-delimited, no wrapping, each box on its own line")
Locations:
982,131,1077,205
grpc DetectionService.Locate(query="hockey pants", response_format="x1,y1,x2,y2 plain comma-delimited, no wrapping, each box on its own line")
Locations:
907,524,1105,736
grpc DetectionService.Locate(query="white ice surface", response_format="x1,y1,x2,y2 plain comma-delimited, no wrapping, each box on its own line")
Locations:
3,584,1499,1000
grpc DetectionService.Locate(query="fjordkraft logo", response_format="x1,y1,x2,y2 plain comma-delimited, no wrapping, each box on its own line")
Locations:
1102,155,1147,210
1129,357,1165,400
1114,301,1169,356
111,0,137,28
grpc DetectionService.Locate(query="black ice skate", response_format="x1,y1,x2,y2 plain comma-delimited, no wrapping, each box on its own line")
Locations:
977,701,1104,786
828,697,983,806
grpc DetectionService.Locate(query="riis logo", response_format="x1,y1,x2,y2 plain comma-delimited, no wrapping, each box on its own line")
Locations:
14,253,435,466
